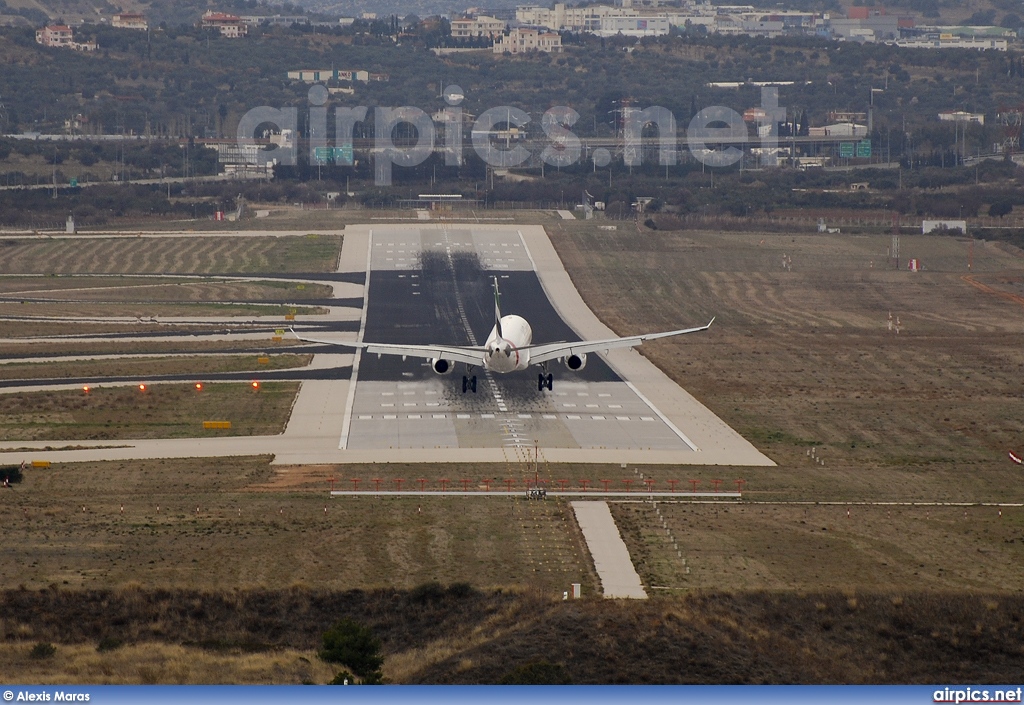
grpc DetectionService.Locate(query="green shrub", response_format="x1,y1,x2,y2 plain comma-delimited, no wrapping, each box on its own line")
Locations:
318,619,383,681
97,637,123,652
29,642,56,659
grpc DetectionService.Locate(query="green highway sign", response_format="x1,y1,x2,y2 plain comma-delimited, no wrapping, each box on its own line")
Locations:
856,140,872,158
839,143,854,158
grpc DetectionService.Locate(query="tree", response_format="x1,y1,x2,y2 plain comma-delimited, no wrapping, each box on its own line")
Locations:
318,619,384,683
989,201,1013,217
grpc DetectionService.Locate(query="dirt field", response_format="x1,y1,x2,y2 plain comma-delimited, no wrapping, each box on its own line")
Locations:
548,224,1024,592
2,457,596,595
0,353,310,381
0,235,343,274
0,382,299,440
0,276,331,298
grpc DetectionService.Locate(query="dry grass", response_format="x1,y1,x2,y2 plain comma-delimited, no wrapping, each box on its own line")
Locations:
0,353,311,381
0,276,334,301
2,587,1023,684
0,457,596,594
0,236,343,275
612,501,1024,593
4,302,325,318
0,382,299,440
0,642,334,685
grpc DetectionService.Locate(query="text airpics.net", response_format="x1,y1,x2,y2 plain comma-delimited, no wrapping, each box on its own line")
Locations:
235,84,788,185
934,687,1024,703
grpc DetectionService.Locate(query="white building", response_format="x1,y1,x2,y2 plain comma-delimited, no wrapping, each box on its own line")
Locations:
35,24,97,50
493,27,562,53
112,13,148,30
201,11,248,37
516,3,634,31
939,111,985,125
896,36,1007,50
450,15,506,38
592,15,670,36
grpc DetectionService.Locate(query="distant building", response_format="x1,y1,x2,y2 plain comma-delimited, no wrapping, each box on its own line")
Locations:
897,36,1008,50
112,13,148,30
450,15,506,38
824,122,868,137
286,69,389,83
240,14,309,26
922,219,966,234
939,111,985,125
493,27,562,53
35,24,97,50
35,24,73,47
516,3,632,31
592,15,670,36
201,11,248,37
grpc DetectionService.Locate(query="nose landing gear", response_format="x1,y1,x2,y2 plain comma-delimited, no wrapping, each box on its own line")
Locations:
462,375,477,393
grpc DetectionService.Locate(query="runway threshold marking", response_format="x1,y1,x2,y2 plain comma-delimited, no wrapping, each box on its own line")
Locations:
338,228,373,450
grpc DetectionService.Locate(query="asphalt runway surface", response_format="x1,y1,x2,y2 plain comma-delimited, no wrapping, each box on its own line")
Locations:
345,226,694,453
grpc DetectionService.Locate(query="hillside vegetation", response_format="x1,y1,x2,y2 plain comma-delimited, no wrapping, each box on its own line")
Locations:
1,586,1023,684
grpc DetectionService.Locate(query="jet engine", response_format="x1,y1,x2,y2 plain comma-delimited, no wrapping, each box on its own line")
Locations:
431,358,454,375
564,353,588,371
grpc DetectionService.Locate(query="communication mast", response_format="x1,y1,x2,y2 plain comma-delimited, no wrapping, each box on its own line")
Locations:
891,212,901,270
998,105,1024,155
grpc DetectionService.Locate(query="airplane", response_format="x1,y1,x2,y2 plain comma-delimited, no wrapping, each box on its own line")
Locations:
292,277,714,393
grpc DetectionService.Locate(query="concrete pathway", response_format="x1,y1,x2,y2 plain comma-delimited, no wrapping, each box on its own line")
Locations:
571,501,647,599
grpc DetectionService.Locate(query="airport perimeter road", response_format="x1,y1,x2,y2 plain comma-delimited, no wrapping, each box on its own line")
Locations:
571,501,648,599
0,224,772,467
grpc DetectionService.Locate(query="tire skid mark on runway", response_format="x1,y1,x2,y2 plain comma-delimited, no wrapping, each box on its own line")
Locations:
437,226,530,450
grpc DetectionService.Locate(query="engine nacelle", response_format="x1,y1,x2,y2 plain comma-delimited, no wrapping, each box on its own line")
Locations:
564,353,588,371
431,358,454,375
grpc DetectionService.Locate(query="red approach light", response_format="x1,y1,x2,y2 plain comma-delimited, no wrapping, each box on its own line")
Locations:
138,384,147,392
82,385,90,394
251,380,260,390
194,382,203,391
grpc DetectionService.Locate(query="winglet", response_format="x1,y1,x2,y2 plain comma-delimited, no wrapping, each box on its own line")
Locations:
707,316,716,328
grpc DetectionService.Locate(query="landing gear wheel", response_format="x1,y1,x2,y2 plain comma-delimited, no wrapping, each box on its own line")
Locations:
462,375,477,393
538,373,553,391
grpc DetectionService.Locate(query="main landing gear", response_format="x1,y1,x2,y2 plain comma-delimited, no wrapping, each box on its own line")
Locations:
538,373,553,391
462,375,477,393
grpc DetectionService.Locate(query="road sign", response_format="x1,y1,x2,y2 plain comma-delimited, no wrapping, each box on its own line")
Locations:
313,147,332,164
839,142,854,158
338,143,354,164
856,140,872,158
69,177,78,187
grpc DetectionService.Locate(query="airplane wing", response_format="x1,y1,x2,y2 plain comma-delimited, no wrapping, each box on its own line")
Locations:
290,329,486,366
527,318,715,365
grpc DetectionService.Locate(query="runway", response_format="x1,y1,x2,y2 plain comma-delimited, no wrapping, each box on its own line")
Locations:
0,224,773,467
345,226,695,455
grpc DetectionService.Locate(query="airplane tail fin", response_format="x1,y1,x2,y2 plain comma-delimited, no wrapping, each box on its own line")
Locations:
493,276,503,339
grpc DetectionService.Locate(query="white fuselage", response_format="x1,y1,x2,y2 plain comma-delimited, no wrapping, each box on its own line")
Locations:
482,314,532,373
